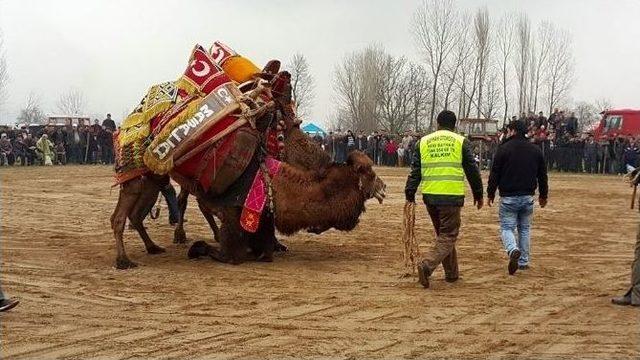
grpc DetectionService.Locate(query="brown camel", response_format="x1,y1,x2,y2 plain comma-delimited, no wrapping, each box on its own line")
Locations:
187,150,386,264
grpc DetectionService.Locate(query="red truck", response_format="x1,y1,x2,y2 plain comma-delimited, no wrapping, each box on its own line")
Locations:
593,109,640,141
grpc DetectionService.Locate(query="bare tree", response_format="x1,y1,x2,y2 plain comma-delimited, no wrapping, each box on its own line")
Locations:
57,88,86,115
17,92,46,124
377,55,411,133
406,63,432,132
333,44,383,132
545,29,574,115
513,14,531,116
483,70,502,120
287,53,315,120
594,98,612,113
441,15,471,110
473,7,491,118
412,0,459,128
496,14,515,122
524,21,554,114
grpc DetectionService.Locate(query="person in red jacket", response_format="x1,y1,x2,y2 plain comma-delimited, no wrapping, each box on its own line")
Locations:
385,138,399,166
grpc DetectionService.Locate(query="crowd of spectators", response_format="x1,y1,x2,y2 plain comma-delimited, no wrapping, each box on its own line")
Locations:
1,109,638,176
310,108,640,175
0,114,117,166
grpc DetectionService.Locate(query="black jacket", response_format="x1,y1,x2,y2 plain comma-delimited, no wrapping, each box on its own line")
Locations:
405,132,483,207
487,135,548,199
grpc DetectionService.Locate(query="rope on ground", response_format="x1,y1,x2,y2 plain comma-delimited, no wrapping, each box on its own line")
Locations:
402,201,420,277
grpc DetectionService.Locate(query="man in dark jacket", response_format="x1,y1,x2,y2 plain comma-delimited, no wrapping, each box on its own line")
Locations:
488,120,548,275
102,113,117,132
405,110,483,289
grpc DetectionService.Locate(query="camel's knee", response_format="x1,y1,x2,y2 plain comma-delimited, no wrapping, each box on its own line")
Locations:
111,213,127,232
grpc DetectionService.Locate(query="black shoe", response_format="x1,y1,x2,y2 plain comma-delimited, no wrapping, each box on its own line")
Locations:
518,264,529,270
612,289,634,306
508,249,521,275
417,264,430,289
0,298,19,312
612,295,632,306
445,276,459,283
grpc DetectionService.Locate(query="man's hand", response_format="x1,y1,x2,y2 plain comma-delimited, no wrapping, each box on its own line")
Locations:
474,197,484,210
487,196,494,207
405,192,416,203
539,197,547,208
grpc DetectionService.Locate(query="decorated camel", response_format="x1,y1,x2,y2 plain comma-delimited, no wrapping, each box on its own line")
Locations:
110,42,385,269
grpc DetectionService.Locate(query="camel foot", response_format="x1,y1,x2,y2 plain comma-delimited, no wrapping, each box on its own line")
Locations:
307,226,329,235
146,245,166,255
115,257,138,270
256,252,274,262
173,228,187,244
274,240,288,253
188,240,212,259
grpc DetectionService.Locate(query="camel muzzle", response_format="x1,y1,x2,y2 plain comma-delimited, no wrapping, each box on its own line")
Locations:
373,177,386,204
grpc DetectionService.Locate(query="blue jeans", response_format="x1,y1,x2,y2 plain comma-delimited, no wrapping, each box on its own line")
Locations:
499,195,534,266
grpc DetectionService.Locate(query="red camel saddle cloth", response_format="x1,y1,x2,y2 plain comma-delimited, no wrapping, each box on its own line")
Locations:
143,70,244,175
240,156,282,233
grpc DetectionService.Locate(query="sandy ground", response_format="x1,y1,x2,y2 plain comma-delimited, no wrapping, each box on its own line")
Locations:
1,165,639,359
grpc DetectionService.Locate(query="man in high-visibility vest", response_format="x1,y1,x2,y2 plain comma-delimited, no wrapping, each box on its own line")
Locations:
405,110,484,289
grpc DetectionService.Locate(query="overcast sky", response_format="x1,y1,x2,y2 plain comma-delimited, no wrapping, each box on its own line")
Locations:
0,0,638,126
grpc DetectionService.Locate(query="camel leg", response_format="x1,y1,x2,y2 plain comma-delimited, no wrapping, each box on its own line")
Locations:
111,181,142,269
128,184,166,255
173,189,189,244
216,207,246,264
197,199,221,243
251,212,276,262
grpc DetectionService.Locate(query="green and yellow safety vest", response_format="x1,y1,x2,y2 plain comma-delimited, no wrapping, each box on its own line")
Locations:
419,129,466,196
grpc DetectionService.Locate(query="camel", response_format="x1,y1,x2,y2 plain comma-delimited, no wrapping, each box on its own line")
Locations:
110,94,333,269
187,150,386,264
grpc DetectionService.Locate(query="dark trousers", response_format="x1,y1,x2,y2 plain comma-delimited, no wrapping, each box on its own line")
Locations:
421,204,462,280
630,221,640,304
102,146,114,164
144,184,180,224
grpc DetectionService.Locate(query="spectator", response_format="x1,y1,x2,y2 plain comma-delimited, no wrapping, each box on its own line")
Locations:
356,130,367,152
87,126,101,164
385,137,398,166
345,130,356,155
55,142,67,165
324,132,335,161
100,125,114,164
67,124,82,163
102,113,117,132
13,133,28,166
335,131,347,164
584,135,598,173
487,119,548,275
378,136,388,165
36,134,55,165
623,141,639,170
24,133,37,165
0,133,14,166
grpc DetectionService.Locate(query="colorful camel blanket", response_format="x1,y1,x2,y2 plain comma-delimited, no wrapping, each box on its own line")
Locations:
240,156,282,233
114,42,258,184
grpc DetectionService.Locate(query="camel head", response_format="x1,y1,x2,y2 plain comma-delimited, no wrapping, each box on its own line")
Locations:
346,151,386,204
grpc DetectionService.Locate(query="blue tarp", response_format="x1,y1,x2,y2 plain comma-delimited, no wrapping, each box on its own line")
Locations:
301,123,326,136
